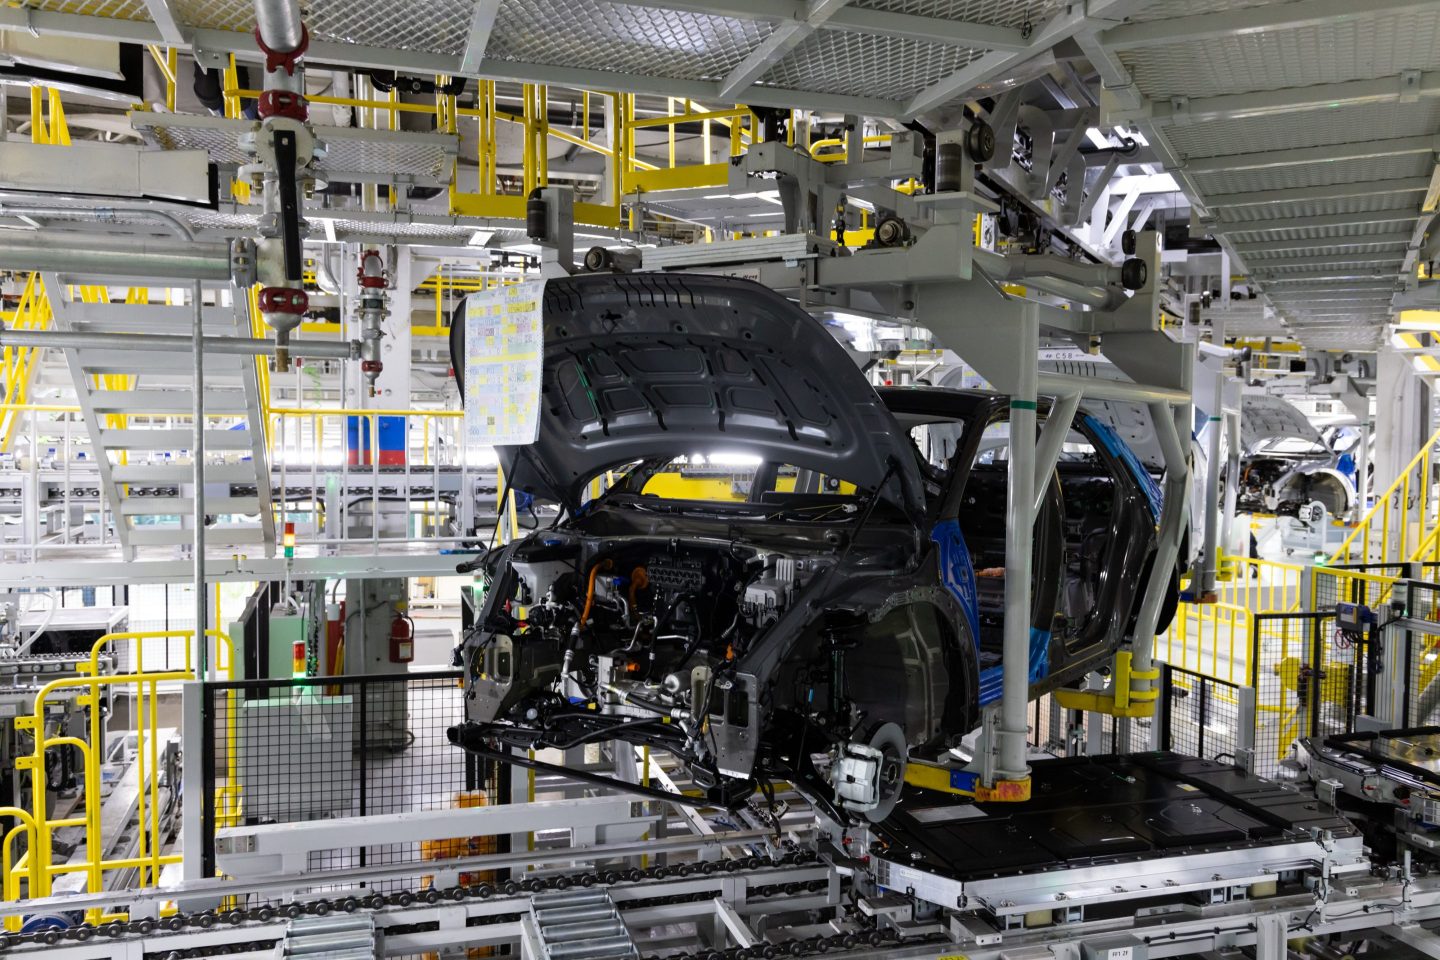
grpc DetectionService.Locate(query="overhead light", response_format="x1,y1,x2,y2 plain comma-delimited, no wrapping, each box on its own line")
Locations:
708,452,763,467
1085,127,1111,150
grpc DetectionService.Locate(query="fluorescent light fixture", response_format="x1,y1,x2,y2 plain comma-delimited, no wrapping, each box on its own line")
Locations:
1085,127,1111,150
707,452,763,467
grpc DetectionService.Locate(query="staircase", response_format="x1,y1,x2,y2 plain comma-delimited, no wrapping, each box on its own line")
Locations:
1329,421,1440,566
526,888,639,960
43,277,275,558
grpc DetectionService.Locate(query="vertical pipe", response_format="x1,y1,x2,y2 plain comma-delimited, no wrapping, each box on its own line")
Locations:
1356,419,1371,523
1200,376,1224,596
998,306,1038,781
1131,401,1190,693
1220,411,1240,572
193,282,208,677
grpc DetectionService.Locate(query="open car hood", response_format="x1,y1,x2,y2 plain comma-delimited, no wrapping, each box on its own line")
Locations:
1241,395,1323,453
485,274,924,517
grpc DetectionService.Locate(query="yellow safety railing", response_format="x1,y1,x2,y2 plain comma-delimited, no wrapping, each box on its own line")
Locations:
1158,553,1304,686
1310,566,1400,615
7,631,233,922
808,133,893,163
1330,421,1440,565
263,407,533,548
29,86,70,146
1159,600,1253,686
0,274,52,453
1214,554,1305,613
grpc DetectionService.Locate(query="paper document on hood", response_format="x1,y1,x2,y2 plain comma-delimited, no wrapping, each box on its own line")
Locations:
464,279,545,447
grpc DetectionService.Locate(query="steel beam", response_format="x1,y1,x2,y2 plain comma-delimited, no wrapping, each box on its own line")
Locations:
0,233,233,281
717,0,853,101
1231,232,1414,253
1102,0,1436,50
458,0,502,75
1263,272,1398,283
1209,211,1421,234
1251,252,1407,269
0,328,355,358
903,4,1095,116
0,7,907,118
141,0,186,45
1124,71,1440,124
614,0,1032,50
1204,177,1432,208
1183,135,1440,174
826,6,1029,50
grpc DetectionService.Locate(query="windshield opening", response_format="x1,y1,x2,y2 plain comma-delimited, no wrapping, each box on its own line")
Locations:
585,453,868,508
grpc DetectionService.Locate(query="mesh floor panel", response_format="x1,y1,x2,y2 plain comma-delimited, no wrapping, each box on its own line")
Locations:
759,29,985,101
1121,7,1440,102
485,0,776,81
849,0,1067,28
131,115,458,184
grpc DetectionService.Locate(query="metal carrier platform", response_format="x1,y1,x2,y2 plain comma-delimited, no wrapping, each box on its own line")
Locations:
859,753,1368,926
3,751,1412,960
1301,727,1440,860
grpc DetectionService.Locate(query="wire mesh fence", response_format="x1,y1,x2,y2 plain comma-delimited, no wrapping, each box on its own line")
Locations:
1249,611,1367,777
1407,580,1440,624
1026,692,1133,756
200,671,483,891
1312,564,1401,615
1158,664,1242,764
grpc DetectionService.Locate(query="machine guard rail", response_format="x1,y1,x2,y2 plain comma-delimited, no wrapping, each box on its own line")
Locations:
197,670,473,881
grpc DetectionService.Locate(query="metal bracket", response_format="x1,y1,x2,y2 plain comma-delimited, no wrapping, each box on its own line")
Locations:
1401,69,1423,104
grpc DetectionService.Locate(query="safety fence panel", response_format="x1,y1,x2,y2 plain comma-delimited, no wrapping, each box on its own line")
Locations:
1158,556,1305,687
1157,665,1244,764
1328,421,1440,565
1027,692,1131,757
1250,612,1371,777
1158,601,1252,686
200,671,481,888
1312,565,1401,613
1213,555,1304,613
1397,582,1440,727
1406,578,1440,623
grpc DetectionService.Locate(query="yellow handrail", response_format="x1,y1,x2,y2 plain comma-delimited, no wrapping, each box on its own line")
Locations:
87,628,235,681
1330,421,1440,564
9,629,233,918
0,274,54,453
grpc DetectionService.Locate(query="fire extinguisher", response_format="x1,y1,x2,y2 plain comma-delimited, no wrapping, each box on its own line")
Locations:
326,602,344,676
389,611,415,663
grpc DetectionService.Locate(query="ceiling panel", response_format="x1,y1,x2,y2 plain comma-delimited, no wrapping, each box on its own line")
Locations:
759,30,984,100
24,0,149,19
1224,219,1420,244
1120,7,1440,101
1125,0,1292,23
850,0,1067,26
1215,193,1425,224
485,0,776,81
1245,242,1412,261
1164,101,1440,161
1191,154,1433,197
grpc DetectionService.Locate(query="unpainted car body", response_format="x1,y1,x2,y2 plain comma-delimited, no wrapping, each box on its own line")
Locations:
447,274,1169,814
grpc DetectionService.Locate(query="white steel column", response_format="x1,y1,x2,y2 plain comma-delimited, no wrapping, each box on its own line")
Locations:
1356,418,1372,520
192,281,208,674
1221,411,1241,557
998,304,1039,782
1199,375,1224,597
